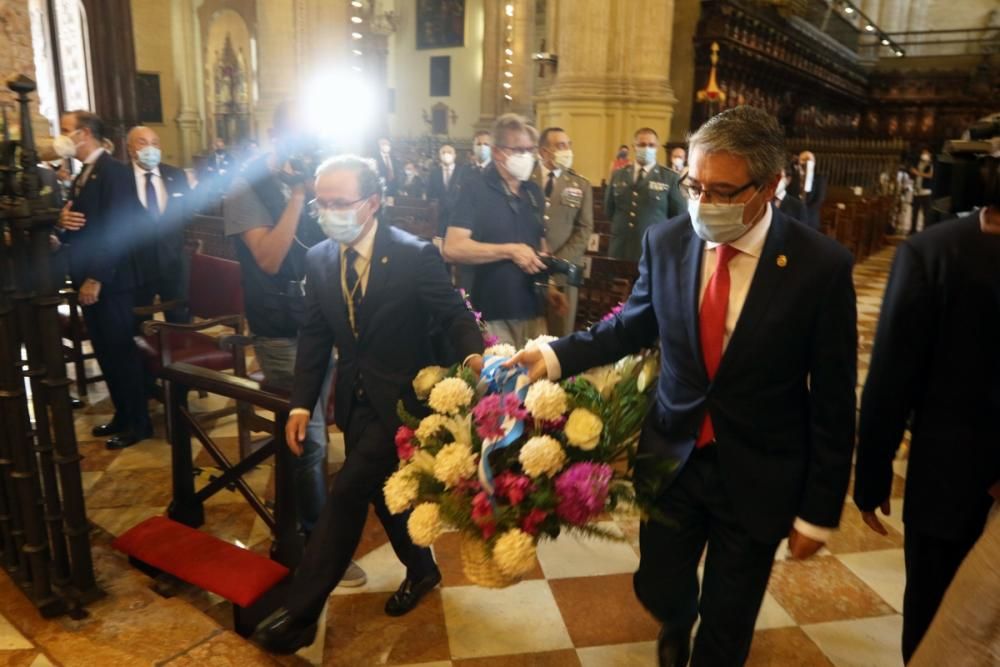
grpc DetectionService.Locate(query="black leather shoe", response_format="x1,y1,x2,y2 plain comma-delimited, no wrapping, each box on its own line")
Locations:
656,626,692,667
251,607,317,655
105,430,151,450
384,569,442,617
92,422,122,437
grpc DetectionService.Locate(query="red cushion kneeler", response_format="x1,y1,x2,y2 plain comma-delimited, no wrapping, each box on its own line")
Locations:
112,516,288,608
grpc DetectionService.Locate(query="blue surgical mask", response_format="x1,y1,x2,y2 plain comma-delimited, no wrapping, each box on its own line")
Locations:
636,146,658,166
318,203,368,244
688,197,755,244
475,144,491,163
137,146,161,169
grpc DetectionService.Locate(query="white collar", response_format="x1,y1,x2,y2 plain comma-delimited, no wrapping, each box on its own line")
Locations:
704,202,773,259
542,164,561,181
476,158,491,169
83,147,105,165
634,161,657,177
133,161,161,178
343,220,378,261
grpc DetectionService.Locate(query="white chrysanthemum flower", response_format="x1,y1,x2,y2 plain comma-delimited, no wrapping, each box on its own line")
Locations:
524,335,559,352
579,365,622,399
484,343,517,358
524,380,568,421
407,502,443,546
413,365,448,400
384,468,419,514
428,377,475,415
433,442,477,488
564,408,603,450
637,356,659,393
416,414,451,441
518,435,566,478
492,528,537,577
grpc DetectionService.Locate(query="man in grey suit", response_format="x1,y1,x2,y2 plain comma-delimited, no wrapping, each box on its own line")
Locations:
533,127,593,335
606,127,687,261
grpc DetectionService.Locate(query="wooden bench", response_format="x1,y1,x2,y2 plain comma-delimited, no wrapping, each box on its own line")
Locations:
575,256,639,329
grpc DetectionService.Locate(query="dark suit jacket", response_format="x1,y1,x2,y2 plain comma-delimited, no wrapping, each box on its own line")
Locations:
375,154,403,196
428,163,470,235
290,223,484,433
777,194,806,223
855,214,1000,541
64,151,141,292
131,161,192,283
799,173,828,230
550,208,858,543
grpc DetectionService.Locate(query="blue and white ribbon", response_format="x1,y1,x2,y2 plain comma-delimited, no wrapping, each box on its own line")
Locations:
477,355,531,499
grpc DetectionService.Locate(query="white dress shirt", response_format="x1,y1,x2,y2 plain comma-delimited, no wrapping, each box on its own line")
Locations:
75,147,106,189
539,203,832,542
133,162,168,213
442,163,454,189
541,165,562,188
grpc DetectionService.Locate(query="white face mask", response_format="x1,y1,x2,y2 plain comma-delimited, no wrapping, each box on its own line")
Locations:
775,178,787,199
380,144,391,155
317,200,370,244
636,146,657,166
54,134,77,159
137,146,161,169
688,188,761,244
553,149,573,170
672,157,685,171
440,152,455,166
503,151,535,181
474,144,491,163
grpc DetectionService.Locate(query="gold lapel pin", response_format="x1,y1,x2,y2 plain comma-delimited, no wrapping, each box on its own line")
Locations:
381,256,388,264
776,254,788,268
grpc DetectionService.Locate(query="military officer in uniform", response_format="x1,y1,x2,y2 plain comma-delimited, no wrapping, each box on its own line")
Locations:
606,127,686,261
533,127,593,336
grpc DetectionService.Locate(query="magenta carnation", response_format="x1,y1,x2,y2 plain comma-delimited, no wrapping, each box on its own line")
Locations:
472,393,527,440
554,463,613,525
394,426,416,461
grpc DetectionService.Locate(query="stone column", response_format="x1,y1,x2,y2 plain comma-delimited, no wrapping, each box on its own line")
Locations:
476,0,502,130
509,0,535,118
254,0,297,146
172,0,202,164
535,0,677,184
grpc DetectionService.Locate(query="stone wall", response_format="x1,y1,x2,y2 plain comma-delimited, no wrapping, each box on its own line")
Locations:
0,0,39,136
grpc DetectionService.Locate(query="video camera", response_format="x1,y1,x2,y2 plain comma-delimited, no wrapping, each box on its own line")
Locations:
538,255,584,288
933,115,1000,216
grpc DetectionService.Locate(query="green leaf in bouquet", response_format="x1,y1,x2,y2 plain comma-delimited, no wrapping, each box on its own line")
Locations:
397,400,422,429
565,522,628,544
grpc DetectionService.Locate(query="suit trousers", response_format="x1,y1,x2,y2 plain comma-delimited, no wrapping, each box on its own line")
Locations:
285,397,437,623
634,446,780,666
82,290,151,434
901,524,983,662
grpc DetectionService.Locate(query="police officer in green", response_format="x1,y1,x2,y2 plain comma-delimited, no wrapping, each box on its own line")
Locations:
606,127,687,261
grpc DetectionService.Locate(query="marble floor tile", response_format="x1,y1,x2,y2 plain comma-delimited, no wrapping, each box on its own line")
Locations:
442,582,573,659
162,629,280,665
85,466,174,508
767,556,895,625
576,641,657,666
548,574,659,647
824,505,903,554
199,503,259,547
395,662,453,667
88,505,164,537
331,541,407,595
0,650,47,667
0,613,33,650
535,522,639,579
754,592,797,630
104,438,173,471
324,590,450,666
802,614,904,667
835,549,905,613
453,649,581,666
747,627,834,667
76,439,122,473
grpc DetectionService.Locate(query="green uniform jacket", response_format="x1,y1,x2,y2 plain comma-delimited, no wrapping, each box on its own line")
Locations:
605,163,686,261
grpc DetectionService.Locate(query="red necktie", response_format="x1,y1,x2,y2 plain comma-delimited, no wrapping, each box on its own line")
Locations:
697,244,739,447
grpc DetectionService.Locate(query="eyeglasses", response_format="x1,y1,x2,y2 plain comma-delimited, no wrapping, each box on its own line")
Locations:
497,145,537,155
679,178,759,204
308,194,368,217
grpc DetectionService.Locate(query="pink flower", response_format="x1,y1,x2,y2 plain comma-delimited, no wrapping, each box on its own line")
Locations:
521,508,548,536
494,471,532,506
454,478,482,495
601,303,624,322
484,333,500,347
394,426,416,461
471,491,494,523
554,463,613,525
473,394,527,441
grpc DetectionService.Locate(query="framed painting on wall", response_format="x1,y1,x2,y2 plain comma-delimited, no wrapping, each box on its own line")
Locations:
136,73,163,124
416,0,465,50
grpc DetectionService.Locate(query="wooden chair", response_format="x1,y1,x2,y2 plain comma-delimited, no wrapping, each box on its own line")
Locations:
58,287,104,400
575,256,639,329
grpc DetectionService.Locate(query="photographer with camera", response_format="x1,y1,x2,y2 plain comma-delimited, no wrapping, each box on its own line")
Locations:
222,102,364,586
855,127,1000,662
443,113,568,348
